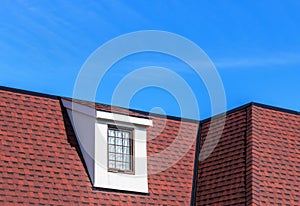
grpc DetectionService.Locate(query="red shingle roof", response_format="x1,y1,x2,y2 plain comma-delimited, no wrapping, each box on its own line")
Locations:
0,87,198,205
0,86,299,205
249,105,300,205
196,103,300,205
196,105,249,205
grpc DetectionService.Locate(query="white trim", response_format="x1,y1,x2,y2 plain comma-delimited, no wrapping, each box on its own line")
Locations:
94,123,149,193
96,111,152,126
62,99,151,193
62,99,152,126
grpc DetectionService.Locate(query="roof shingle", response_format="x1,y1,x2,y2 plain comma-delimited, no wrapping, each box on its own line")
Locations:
0,86,299,205
196,103,300,205
0,88,198,205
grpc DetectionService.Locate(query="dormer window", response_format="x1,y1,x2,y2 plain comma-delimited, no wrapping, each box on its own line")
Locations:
108,125,133,173
62,99,152,193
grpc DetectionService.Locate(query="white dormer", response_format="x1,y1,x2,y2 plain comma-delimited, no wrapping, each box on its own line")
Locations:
62,99,152,193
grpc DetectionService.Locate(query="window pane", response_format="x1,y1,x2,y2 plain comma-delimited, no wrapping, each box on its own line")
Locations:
108,145,115,152
108,137,115,144
109,153,115,160
125,162,130,170
116,146,122,153
116,131,122,137
108,130,115,137
123,147,129,154
124,155,130,162
124,132,129,139
116,162,122,169
123,139,129,146
116,154,122,161
109,161,115,168
122,163,125,170
116,138,122,145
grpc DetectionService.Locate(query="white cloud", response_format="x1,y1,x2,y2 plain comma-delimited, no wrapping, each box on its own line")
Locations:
215,52,300,68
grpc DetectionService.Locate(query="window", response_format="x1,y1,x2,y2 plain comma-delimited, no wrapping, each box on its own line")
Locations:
107,125,133,173
62,99,151,192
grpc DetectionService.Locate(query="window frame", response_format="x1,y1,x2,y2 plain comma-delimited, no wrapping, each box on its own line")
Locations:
107,125,134,174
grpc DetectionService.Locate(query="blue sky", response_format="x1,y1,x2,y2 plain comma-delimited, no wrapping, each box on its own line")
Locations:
0,0,299,119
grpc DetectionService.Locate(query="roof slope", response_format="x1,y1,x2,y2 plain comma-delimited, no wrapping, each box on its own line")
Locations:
196,103,300,205
249,104,300,205
196,104,250,205
0,87,198,205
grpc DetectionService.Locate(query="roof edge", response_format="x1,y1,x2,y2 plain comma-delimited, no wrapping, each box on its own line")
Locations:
1,85,298,122
0,85,58,99
201,101,299,124
61,97,200,123
0,86,198,123
200,102,253,124
252,102,299,115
